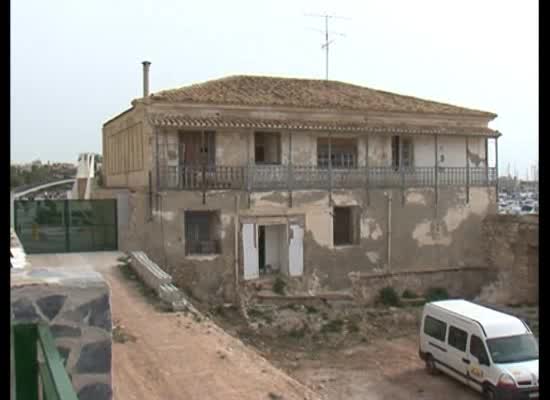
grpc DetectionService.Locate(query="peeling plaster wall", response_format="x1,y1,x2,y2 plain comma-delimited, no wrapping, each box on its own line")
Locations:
94,183,496,303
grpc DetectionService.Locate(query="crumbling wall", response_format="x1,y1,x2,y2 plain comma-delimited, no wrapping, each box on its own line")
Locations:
478,214,538,305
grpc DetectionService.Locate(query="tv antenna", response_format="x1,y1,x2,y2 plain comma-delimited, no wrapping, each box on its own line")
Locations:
305,13,350,80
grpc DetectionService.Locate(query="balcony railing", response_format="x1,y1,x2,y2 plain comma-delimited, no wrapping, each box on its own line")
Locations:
12,323,79,400
158,165,497,191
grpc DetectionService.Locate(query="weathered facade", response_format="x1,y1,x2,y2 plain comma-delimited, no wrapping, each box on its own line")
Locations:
96,71,500,303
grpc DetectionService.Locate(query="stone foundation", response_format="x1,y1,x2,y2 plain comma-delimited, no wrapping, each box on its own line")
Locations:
350,266,495,305
11,266,112,400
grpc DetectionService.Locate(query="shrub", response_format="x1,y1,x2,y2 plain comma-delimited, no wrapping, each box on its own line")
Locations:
272,277,287,295
378,286,401,307
402,289,418,299
321,319,344,334
425,287,450,302
347,320,360,333
305,305,318,314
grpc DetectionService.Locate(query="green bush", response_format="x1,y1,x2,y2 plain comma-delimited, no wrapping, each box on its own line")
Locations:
272,277,287,295
378,286,401,307
321,319,344,334
425,287,450,302
401,289,418,299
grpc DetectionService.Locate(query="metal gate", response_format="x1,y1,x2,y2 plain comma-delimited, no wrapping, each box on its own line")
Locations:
14,199,117,254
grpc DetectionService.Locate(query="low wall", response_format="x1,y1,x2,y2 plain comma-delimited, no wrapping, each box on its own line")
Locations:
478,214,538,305
350,266,495,305
11,266,112,400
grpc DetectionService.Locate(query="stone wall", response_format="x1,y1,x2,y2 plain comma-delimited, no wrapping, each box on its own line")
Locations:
478,214,539,305
350,266,496,305
11,267,112,400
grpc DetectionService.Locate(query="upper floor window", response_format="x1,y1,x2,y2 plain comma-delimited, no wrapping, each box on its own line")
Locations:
392,136,413,170
317,138,357,169
255,132,281,164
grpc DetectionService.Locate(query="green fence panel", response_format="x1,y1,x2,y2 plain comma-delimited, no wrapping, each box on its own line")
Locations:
14,199,118,254
13,324,39,400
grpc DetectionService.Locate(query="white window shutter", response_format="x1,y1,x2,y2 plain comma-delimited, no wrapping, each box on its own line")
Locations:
288,224,304,277
242,223,259,280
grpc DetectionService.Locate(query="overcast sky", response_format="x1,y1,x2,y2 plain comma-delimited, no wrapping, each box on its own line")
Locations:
11,0,538,178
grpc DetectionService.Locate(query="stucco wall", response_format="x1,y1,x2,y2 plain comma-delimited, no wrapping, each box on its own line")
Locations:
104,183,496,303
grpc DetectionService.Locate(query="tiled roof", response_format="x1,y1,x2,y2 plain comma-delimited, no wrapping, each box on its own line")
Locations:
149,75,496,118
148,113,500,137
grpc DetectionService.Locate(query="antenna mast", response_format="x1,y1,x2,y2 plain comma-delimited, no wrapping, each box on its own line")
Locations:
305,13,350,80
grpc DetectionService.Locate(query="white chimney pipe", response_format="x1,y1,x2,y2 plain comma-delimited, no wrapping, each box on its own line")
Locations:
142,61,151,97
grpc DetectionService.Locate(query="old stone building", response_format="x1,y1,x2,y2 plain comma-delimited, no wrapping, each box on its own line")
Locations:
95,63,500,303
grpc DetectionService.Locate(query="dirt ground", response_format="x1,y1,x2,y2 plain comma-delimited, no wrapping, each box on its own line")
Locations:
27,252,538,400
28,253,320,400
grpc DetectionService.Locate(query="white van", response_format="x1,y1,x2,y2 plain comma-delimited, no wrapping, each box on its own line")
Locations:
419,300,538,399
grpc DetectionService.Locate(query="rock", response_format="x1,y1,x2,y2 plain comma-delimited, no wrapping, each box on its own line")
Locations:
65,294,111,331
57,346,70,367
12,298,40,322
36,295,67,321
75,340,111,373
77,383,112,400
51,324,81,338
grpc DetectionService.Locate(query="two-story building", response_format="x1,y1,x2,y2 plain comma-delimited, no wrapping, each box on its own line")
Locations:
96,63,500,303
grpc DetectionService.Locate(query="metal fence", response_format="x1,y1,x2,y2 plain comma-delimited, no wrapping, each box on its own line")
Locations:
158,165,497,191
14,199,117,254
13,323,79,400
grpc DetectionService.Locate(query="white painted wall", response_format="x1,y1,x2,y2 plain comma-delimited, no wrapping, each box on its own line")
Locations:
414,136,487,167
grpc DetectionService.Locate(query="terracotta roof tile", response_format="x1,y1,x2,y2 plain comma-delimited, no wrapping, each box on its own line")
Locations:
149,75,496,118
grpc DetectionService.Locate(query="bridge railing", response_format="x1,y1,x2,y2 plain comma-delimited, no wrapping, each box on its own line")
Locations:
12,323,79,400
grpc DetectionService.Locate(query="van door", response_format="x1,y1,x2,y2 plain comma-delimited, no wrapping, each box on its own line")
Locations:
468,334,492,392
445,325,470,384
422,315,448,365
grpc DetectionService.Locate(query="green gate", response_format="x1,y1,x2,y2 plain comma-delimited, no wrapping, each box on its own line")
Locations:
14,199,118,254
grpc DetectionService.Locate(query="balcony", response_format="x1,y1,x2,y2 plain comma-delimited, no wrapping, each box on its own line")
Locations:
158,165,497,191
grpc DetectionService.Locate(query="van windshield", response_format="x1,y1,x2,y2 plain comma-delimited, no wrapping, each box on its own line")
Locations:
486,334,539,364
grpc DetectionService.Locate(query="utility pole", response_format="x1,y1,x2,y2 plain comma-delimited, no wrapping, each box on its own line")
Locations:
305,13,350,80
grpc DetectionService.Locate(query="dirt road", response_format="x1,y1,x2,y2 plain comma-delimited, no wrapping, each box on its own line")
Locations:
28,252,320,400
273,336,482,400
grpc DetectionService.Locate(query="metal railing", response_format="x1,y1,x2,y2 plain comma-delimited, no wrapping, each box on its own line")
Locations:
12,323,79,400
185,239,222,255
158,165,497,191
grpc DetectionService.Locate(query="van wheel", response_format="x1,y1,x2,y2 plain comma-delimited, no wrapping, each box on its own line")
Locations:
425,355,438,375
483,386,496,400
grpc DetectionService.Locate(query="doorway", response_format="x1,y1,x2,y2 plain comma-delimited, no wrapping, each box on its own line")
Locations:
258,224,287,276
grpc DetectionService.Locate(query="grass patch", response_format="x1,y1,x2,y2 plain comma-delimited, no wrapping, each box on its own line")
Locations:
321,319,344,334
377,286,401,307
288,326,307,339
305,305,318,314
272,277,287,295
248,308,274,324
347,320,360,333
424,287,450,302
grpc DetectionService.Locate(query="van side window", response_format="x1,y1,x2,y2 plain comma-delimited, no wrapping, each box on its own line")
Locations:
470,335,490,364
424,316,447,341
448,326,468,352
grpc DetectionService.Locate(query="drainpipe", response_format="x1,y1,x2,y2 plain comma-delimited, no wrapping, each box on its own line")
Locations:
386,191,392,270
234,194,240,299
